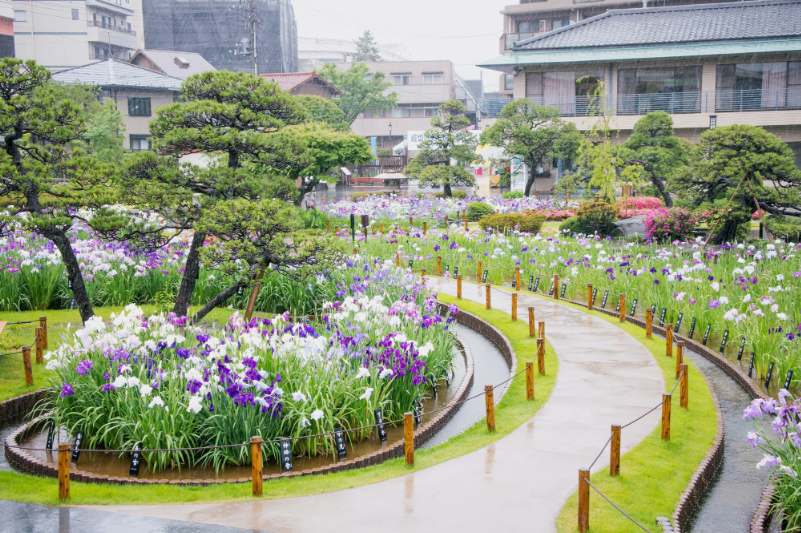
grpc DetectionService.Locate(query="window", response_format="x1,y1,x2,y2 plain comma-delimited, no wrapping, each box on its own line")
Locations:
505,74,515,91
716,61,801,111
391,108,411,118
72,9,79,20
393,74,411,85
424,74,443,85
552,19,570,29
424,107,439,117
617,66,701,115
130,135,151,152
13,10,26,22
525,70,603,115
128,97,151,117
518,20,541,33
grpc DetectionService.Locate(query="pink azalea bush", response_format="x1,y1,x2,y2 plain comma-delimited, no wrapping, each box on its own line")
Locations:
644,208,700,242
523,209,575,221
615,197,665,219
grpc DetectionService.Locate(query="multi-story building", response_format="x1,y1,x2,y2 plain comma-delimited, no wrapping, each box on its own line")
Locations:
496,0,749,97
12,0,144,71
52,58,181,150
343,60,480,150
297,37,408,72
479,0,801,189
0,0,13,59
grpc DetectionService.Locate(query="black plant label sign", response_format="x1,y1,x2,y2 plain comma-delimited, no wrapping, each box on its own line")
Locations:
280,440,293,472
592,288,598,303
334,429,347,460
69,298,75,310
237,285,244,297
129,442,142,477
737,337,746,361
453,267,459,277
482,269,489,283
616,300,620,313
748,353,755,378
71,431,84,462
630,298,638,316
46,420,55,450
533,277,540,292
414,401,422,425
720,330,729,353
766,361,775,389
408,260,413,269
702,324,711,346
444,265,450,274
528,275,534,292
785,370,794,390
67,277,73,289
675,313,683,332
560,284,567,298
688,317,697,339
601,291,609,308
548,283,554,296
375,408,387,442
659,308,667,327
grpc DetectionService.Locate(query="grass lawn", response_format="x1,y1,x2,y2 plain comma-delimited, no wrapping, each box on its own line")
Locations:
0,297,558,506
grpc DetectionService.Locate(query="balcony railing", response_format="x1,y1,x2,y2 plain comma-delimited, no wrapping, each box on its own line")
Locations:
483,89,801,118
87,20,136,36
503,32,534,50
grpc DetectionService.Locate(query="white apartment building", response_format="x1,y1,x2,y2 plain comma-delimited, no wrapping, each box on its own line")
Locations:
12,0,145,71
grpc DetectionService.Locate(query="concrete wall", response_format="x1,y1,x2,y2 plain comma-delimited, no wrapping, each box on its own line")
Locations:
104,87,174,148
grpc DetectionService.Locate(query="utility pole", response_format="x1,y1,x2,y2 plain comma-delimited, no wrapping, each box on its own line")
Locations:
245,0,258,76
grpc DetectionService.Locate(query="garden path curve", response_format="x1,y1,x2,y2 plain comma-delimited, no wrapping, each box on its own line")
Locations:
101,279,664,533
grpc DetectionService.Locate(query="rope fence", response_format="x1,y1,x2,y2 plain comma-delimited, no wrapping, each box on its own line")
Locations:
0,316,48,385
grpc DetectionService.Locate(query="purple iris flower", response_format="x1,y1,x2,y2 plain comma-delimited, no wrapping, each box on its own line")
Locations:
60,383,75,398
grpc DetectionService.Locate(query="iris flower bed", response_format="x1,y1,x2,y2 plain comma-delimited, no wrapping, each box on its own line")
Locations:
41,259,458,472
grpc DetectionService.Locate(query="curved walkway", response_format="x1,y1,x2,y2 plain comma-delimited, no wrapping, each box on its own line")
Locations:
101,279,664,533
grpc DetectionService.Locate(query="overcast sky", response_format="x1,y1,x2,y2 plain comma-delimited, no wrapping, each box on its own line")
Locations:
292,0,510,91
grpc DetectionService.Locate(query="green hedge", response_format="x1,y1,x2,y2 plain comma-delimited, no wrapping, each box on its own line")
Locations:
479,213,545,234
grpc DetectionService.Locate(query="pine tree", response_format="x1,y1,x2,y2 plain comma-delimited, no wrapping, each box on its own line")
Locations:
353,30,381,62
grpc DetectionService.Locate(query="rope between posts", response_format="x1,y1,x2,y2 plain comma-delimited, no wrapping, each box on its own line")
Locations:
621,399,667,430
5,320,39,325
583,477,654,533
0,351,23,357
587,432,615,471
671,369,685,396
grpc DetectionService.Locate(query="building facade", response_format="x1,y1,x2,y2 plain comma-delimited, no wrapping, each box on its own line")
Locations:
480,0,801,187
297,37,408,72
12,0,144,71
0,0,13,59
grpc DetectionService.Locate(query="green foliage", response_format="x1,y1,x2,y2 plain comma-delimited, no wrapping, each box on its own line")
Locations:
405,100,478,197
765,214,801,241
299,208,330,229
353,30,381,62
478,213,544,234
676,124,801,243
558,216,584,235
480,99,581,196
294,94,349,131
466,201,494,221
434,190,467,199
576,202,617,235
502,191,524,199
318,62,397,124
81,99,126,163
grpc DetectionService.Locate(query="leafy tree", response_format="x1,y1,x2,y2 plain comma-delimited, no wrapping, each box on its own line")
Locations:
675,124,801,243
481,99,581,197
405,100,477,197
318,62,397,124
0,59,126,321
621,111,688,207
294,94,349,131
353,30,381,62
123,70,307,318
82,99,126,163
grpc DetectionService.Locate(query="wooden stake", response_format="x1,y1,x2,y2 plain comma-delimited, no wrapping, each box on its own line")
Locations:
404,413,414,466
437,256,442,274
457,275,462,299
326,220,330,233
477,260,482,282
661,394,671,440
353,247,357,256
464,218,468,231
587,284,593,310
251,436,263,496
511,293,517,321
485,385,495,431
423,221,427,235
40,316,47,349
619,294,626,322
22,346,32,386
676,341,684,379
680,363,689,409
666,324,674,358
528,307,535,337
525,361,534,400
610,425,621,476
380,223,384,234
409,216,413,228
645,308,653,339
553,274,560,300
515,267,520,291
578,469,590,532
58,443,69,500
537,338,545,375
421,269,426,284
538,321,545,339
485,283,491,309
35,328,43,364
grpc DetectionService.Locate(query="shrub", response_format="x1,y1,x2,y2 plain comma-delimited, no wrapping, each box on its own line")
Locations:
524,209,575,221
434,190,467,199
479,213,545,234
501,191,524,199
576,202,617,235
467,201,495,221
643,208,700,242
558,216,584,235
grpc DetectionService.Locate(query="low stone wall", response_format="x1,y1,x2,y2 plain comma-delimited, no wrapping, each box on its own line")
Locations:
0,390,47,424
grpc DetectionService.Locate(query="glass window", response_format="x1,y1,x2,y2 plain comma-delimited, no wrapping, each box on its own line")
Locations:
505,74,514,91
128,97,152,117
72,9,79,20
552,19,570,29
518,20,541,33
525,72,543,99
391,108,411,118
13,10,26,22
424,108,439,117
424,74,443,84
130,135,151,152
617,66,702,114
393,75,411,86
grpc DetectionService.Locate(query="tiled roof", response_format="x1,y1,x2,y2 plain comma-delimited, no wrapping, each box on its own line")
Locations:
52,59,183,90
516,0,801,50
131,50,216,79
259,72,341,94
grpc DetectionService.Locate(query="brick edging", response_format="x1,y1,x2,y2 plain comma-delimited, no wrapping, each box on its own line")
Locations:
751,481,777,532
5,306,517,487
0,390,48,424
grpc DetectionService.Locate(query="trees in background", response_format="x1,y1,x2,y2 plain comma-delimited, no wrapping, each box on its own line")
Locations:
318,62,397,125
295,95,349,131
353,30,381,62
481,100,581,197
405,100,477,197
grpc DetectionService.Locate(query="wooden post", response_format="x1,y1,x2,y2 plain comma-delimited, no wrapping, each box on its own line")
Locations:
485,284,491,310
251,436,263,496
35,328,43,364
680,363,689,409
610,425,621,476
515,267,520,291
525,362,534,400
477,260,482,282
421,269,426,284
380,223,384,235
445,215,449,227
404,412,414,466
423,221,427,235
327,219,330,233
511,293,518,321
537,338,545,375
409,216,413,228
645,308,653,339
457,275,462,299
22,346,33,386
676,341,684,379
464,218,468,231
40,316,47,349
661,393,671,440
538,321,545,339
353,248,357,256
666,324,674,358
395,253,400,267
528,308,535,337
58,443,70,500
619,294,626,322
578,469,590,532
587,284,593,310
553,274,560,300
485,385,495,431
437,256,442,274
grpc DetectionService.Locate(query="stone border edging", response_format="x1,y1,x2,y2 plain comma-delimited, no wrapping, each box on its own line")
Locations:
0,390,47,424
4,305,517,487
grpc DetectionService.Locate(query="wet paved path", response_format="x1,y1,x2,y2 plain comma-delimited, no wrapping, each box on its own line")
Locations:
101,280,664,533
